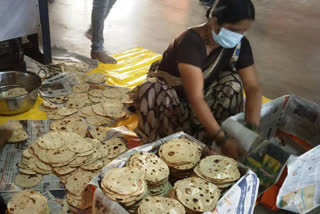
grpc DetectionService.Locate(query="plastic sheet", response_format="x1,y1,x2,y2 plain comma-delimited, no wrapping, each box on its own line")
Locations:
87,47,162,88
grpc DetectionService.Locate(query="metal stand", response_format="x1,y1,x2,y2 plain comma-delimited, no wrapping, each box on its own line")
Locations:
24,0,52,65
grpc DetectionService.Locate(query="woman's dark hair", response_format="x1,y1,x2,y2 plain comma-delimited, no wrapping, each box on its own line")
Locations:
206,0,255,25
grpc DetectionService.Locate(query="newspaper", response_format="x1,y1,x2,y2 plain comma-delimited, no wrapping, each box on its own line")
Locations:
82,132,259,214
221,95,320,194
0,120,63,192
276,145,320,214
40,72,79,98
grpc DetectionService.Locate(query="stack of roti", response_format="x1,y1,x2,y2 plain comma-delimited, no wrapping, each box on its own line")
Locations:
159,138,203,180
170,177,220,214
15,131,126,209
0,120,28,143
128,152,171,197
7,190,50,214
137,196,185,214
101,167,148,213
193,155,240,189
40,83,132,126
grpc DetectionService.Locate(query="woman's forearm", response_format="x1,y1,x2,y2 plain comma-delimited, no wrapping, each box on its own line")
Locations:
189,97,222,137
245,87,262,126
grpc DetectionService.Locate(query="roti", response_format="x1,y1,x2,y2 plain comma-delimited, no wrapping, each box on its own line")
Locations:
8,129,28,143
42,100,58,109
49,95,69,104
88,126,107,142
86,115,114,126
50,117,88,138
81,106,96,116
36,132,65,150
46,111,65,120
0,87,28,98
128,152,169,184
53,166,77,175
102,138,127,159
102,102,127,119
196,155,240,183
88,89,104,97
15,173,43,188
174,177,220,212
57,107,78,116
159,138,202,168
72,83,90,93
7,190,49,214
87,73,106,84
92,103,108,116
138,196,185,214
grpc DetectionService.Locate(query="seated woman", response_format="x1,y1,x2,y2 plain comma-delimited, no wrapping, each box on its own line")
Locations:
134,0,262,160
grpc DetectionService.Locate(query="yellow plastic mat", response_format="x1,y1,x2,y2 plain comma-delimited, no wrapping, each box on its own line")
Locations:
87,47,162,88
0,97,47,124
0,47,270,126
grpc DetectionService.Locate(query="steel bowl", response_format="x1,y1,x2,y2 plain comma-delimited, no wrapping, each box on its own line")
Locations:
0,71,42,115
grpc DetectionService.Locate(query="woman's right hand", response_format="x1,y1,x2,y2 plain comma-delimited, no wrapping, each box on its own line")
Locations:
219,138,247,161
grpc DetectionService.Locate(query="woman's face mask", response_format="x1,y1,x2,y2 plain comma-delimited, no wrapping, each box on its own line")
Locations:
212,27,244,48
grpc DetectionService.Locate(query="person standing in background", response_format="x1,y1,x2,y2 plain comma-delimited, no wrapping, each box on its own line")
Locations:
86,0,117,64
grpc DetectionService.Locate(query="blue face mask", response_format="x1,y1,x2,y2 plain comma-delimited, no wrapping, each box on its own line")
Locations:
212,27,244,48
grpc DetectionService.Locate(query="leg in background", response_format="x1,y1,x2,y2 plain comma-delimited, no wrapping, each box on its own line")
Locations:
91,0,117,64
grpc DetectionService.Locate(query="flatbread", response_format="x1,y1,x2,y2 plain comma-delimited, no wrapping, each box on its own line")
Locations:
174,177,220,212
7,190,49,214
8,129,28,143
36,132,65,150
57,107,78,116
65,133,93,153
39,104,56,113
159,138,202,168
15,173,43,188
128,152,169,184
80,159,104,171
68,93,91,105
65,169,96,196
102,137,127,159
66,193,82,209
88,126,107,142
86,115,114,126
81,106,96,116
103,87,129,98
88,95,102,103
19,167,37,175
88,89,104,97
85,138,101,148
50,117,88,138
23,148,33,159
68,156,90,167
49,95,69,104
53,166,77,175
196,155,240,183
46,111,65,120
138,196,185,214
42,100,58,109
1,87,28,98
101,167,145,195
46,147,76,164
86,73,106,84
102,102,127,119
72,83,90,93
92,103,108,116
